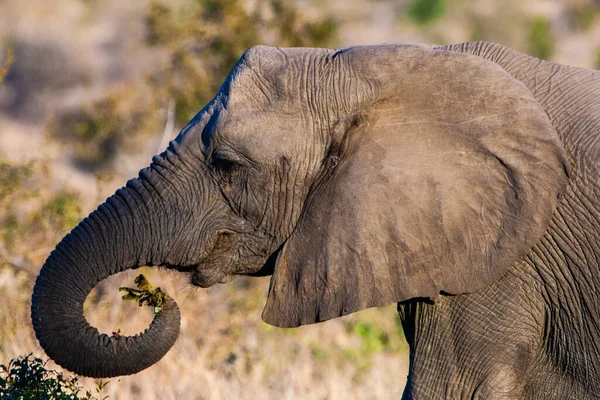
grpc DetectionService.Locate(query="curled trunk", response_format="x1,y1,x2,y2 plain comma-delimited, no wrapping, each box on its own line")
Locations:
31,182,181,377
30,144,219,378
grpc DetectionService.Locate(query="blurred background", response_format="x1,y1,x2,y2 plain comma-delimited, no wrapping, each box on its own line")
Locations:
1,0,599,399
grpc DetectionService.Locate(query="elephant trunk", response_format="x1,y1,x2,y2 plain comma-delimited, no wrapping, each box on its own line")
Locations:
31,145,215,378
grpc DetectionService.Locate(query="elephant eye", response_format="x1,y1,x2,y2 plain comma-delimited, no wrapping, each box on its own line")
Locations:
211,152,244,184
213,156,239,175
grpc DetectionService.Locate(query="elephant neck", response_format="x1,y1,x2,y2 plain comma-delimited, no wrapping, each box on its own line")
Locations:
398,271,543,398
399,270,599,398
525,179,600,395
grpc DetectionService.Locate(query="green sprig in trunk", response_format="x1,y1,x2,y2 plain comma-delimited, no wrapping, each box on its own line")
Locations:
119,275,165,315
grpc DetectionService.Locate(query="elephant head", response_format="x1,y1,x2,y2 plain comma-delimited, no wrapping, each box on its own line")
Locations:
31,44,569,378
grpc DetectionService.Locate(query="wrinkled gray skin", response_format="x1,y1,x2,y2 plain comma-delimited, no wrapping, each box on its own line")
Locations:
31,41,600,398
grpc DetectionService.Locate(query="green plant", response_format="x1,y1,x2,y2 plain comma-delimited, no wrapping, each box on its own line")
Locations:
529,17,554,60
0,354,109,400
407,0,446,26
344,321,398,357
311,346,328,361
120,274,166,315
0,159,36,254
337,319,406,381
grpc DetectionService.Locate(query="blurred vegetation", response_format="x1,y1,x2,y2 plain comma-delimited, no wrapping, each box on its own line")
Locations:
345,320,404,357
466,4,530,47
42,190,82,234
407,0,446,26
146,0,338,125
340,319,406,377
0,158,82,270
0,159,32,202
0,354,109,400
49,0,338,173
529,17,555,60
566,1,598,32
47,86,156,171
0,48,13,82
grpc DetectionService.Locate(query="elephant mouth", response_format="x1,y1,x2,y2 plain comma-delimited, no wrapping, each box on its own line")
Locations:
164,230,240,287
192,270,237,286
166,229,276,287
164,260,233,287
167,264,196,273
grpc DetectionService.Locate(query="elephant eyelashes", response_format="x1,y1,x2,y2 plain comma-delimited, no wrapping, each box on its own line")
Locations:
212,153,243,179
213,157,239,175
212,154,249,196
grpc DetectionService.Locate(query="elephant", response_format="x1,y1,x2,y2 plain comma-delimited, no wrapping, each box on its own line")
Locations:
31,41,600,399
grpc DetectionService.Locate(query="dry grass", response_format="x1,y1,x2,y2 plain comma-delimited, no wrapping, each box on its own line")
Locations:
1,265,409,399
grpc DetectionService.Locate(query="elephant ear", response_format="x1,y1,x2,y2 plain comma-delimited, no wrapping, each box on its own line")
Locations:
262,45,569,328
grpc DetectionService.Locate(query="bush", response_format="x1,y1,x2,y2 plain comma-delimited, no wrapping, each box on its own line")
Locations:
0,354,109,400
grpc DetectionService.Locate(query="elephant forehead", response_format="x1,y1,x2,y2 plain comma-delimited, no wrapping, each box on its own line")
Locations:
213,111,314,161
224,45,336,109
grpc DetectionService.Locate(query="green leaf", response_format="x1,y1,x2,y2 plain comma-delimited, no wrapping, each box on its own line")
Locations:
134,274,152,291
120,274,165,313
